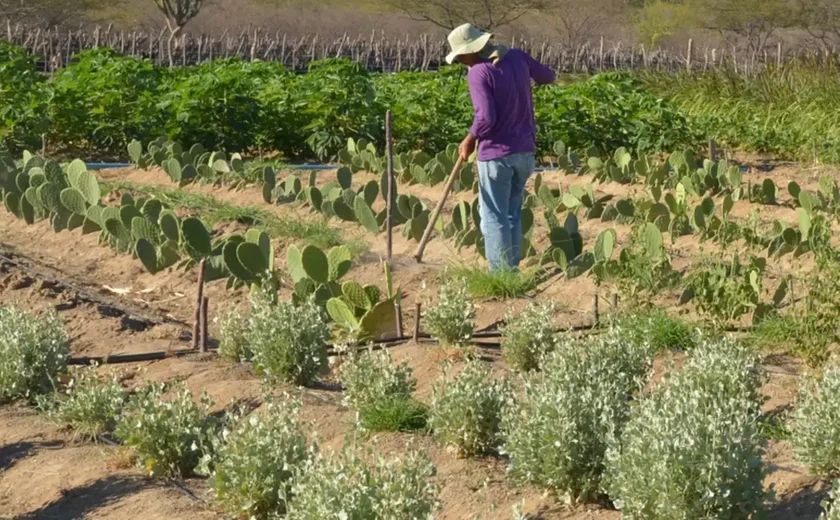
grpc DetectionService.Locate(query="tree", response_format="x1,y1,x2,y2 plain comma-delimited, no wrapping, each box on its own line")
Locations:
379,0,549,31
797,0,840,50
694,0,792,54
154,0,204,36
545,0,628,49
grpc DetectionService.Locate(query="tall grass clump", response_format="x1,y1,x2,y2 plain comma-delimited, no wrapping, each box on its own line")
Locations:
605,337,767,519
501,328,652,503
285,443,439,519
38,367,126,439
203,397,312,519
500,302,557,371
338,347,426,432
614,308,696,353
0,306,68,402
429,360,513,457
792,363,840,478
248,294,330,386
446,264,539,299
115,382,216,478
423,278,475,347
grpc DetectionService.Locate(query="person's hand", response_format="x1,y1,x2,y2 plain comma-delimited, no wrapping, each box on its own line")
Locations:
459,134,476,162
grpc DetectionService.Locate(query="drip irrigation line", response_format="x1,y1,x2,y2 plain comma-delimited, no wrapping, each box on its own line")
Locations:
68,349,199,366
0,248,189,328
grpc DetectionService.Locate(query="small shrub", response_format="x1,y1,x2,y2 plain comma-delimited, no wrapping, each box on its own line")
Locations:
500,302,557,371
423,278,475,347
338,347,415,409
115,382,215,478
204,397,312,519
821,480,840,520
792,363,840,478
338,347,425,432
429,360,512,457
605,337,766,519
615,308,696,353
216,306,250,362
39,367,126,439
501,329,651,503
249,296,329,386
286,443,439,519
0,306,68,402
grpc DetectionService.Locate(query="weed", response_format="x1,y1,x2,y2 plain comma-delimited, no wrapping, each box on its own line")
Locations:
115,382,216,478
684,254,765,324
202,396,312,519
286,442,439,519
248,296,329,386
358,395,428,433
216,306,250,362
429,360,512,457
338,347,415,410
500,302,557,372
614,308,696,353
605,337,766,519
792,363,840,478
0,306,68,403
445,264,539,299
423,278,475,347
38,367,126,440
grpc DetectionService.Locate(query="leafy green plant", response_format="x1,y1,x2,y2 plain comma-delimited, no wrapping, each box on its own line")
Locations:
248,295,330,386
115,382,215,478
792,363,840,478
202,397,312,519
445,265,538,299
338,347,415,410
0,43,50,153
429,360,512,457
423,278,475,347
821,480,840,520
39,367,126,440
605,337,766,520
357,394,428,433
285,443,439,519
614,308,696,353
0,306,68,403
216,306,250,362
500,302,557,372
501,328,652,503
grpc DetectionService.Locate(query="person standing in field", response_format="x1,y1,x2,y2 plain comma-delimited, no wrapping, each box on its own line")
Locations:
446,23,556,272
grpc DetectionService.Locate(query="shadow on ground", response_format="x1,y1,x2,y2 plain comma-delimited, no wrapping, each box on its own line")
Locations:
768,483,829,520
16,475,153,520
0,440,63,472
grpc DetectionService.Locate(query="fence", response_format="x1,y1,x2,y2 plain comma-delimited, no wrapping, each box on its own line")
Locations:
4,20,839,74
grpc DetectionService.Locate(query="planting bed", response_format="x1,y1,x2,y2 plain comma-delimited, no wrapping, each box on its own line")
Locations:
1,151,837,519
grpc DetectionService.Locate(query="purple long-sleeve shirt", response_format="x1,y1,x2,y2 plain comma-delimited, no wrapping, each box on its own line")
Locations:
467,48,556,162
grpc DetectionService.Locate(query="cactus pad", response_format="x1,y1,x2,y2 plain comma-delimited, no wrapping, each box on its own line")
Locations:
302,245,330,284
181,217,212,259
59,188,88,215
237,242,267,274
341,281,371,310
354,196,379,234
136,239,159,274
327,246,352,282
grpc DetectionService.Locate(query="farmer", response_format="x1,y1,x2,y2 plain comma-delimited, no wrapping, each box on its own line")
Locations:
446,23,556,271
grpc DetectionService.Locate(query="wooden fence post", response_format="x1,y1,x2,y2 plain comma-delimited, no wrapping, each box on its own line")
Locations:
385,110,394,261
413,302,421,342
192,259,205,350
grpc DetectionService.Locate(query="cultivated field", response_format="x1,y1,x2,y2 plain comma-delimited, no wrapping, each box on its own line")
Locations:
3,43,840,520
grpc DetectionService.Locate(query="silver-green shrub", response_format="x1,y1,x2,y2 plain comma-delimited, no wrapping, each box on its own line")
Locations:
792,363,840,478
216,306,250,362
249,296,329,386
423,278,475,347
605,337,766,519
500,302,556,371
821,480,840,520
115,382,215,478
41,367,126,439
429,360,512,457
338,347,416,410
205,397,312,519
0,306,68,402
286,443,439,519
501,328,651,503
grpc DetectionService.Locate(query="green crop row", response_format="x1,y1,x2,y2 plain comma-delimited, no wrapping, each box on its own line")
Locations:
0,43,700,162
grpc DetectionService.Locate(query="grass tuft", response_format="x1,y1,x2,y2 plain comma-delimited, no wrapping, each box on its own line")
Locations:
358,395,428,433
614,308,697,354
445,264,539,299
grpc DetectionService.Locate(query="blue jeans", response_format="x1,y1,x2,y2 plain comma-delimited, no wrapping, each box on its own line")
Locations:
478,152,535,272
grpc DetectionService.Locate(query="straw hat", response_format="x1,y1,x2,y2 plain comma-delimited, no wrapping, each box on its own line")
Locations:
445,23,493,64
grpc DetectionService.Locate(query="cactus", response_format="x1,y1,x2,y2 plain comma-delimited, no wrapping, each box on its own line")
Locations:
236,242,268,274
36,182,61,214
131,216,160,244
119,204,143,229
639,223,664,260
326,298,360,331
594,229,616,263
301,245,330,284
341,280,371,311
180,217,211,259
332,198,356,222
354,196,379,234
59,188,88,215
798,208,811,241
327,245,352,281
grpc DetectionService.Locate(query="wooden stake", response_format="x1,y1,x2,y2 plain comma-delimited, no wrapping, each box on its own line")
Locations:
413,302,421,342
611,293,618,311
395,301,403,337
592,294,600,326
708,139,718,162
385,110,394,260
686,38,693,72
192,259,205,350
200,296,208,353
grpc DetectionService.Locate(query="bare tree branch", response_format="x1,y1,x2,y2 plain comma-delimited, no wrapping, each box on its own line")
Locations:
379,0,548,31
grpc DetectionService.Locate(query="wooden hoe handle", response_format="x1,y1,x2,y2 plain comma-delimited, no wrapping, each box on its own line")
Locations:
413,156,465,263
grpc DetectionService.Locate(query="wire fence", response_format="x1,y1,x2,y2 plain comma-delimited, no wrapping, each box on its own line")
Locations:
4,20,840,74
